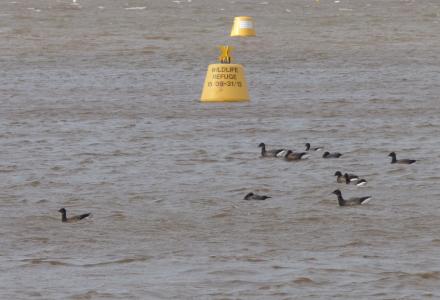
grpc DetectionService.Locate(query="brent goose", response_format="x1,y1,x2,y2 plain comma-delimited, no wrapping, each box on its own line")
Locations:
388,152,416,164
284,150,307,161
323,151,342,158
305,143,323,151
58,208,91,223
342,173,367,186
244,192,271,200
332,189,372,206
334,171,345,183
275,149,289,158
258,143,285,157
355,179,368,186
334,171,359,183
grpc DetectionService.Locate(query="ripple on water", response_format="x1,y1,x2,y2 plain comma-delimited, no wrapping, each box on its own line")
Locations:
21,256,151,268
292,277,316,285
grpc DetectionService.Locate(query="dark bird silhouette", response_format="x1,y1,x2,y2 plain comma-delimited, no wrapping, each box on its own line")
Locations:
342,173,368,186
332,189,372,206
258,143,285,157
58,208,91,223
305,143,323,151
388,152,416,164
334,171,359,183
275,149,288,157
243,192,271,200
323,151,342,158
334,171,345,183
355,179,368,186
284,150,307,161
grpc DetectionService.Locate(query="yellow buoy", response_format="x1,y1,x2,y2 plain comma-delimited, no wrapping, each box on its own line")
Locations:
200,46,249,102
230,16,256,37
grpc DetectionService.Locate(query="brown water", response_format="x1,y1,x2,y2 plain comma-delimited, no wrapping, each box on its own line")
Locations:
1,0,440,299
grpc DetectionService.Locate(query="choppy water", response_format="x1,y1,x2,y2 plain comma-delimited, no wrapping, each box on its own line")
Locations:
1,0,440,299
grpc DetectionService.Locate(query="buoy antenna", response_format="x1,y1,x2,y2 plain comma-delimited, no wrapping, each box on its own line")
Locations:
218,45,233,64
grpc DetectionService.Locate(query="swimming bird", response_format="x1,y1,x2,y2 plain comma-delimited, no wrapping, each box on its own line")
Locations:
345,172,359,182
342,173,367,186
58,208,91,223
388,152,416,164
355,179,368,186
334,171,345,183
258,143,285,157
323,151,342,158
284,150,307,161
332,189,372,206
305,143,323,151
243,192,271,200
275,149,288,158
334,171,359,183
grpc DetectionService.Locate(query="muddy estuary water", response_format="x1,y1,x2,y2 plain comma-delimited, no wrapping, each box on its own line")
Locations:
1,0,440,299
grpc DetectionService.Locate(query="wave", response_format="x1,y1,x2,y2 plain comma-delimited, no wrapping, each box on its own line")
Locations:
21,256,151,268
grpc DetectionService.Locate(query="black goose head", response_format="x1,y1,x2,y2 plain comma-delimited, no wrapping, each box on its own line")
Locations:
323,152,330,158
258,143,265,148
388,152,397,162
305,143,311,151
332,189,342,196
388,152,396,158
334,171,342,176
58,208,67,222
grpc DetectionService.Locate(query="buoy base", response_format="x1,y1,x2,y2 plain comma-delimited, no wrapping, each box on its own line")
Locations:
200,64,249,102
